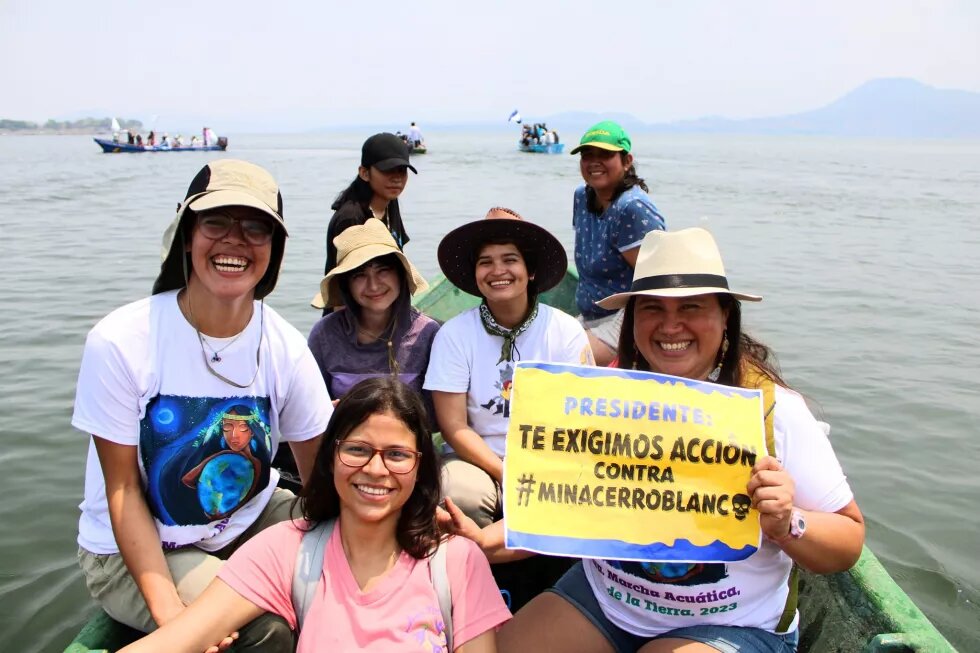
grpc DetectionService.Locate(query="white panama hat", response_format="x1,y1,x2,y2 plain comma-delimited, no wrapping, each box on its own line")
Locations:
596,227,761,310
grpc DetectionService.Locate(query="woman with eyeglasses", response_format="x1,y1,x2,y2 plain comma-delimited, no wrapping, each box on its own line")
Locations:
119,377,510,653
72,160,333,651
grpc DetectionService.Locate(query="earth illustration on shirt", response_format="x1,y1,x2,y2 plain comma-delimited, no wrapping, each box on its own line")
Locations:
141,395,273,526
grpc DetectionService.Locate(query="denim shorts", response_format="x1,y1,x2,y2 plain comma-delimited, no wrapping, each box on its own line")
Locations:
549,561,799,653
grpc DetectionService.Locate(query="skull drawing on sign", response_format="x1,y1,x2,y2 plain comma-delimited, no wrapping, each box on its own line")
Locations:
731,494,751,521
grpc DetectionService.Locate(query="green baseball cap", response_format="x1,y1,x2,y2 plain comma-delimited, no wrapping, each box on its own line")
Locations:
570,120,632,154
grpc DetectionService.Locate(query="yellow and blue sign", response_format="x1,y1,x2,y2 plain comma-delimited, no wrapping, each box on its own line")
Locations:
504,362,765,562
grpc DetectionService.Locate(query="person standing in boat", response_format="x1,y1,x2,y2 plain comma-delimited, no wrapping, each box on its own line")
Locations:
408,121,425,148
496,228,865,653
313,132,417,314
424,208,593,529
309,218,440,421
571,120,666,366
72,159,333,650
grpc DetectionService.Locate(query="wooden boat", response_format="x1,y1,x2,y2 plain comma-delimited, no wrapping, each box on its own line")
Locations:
93,137,228,153
518,142,564,154
64,268,957,652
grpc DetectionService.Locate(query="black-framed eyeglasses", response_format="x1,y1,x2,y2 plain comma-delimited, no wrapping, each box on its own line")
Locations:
198,211,276,245
336,440,421,474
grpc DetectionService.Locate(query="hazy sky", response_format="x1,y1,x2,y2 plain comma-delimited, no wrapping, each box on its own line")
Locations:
3,0,978,129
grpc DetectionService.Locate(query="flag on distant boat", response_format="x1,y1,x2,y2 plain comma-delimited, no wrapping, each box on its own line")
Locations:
111,117,121,132
508,109,522,124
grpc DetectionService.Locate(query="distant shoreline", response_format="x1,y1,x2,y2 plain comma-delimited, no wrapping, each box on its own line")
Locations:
0,129,107,136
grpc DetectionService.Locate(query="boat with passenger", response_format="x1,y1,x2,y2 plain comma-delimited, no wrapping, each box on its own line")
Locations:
518,122,563,154
93,126,227,153
64,266,956,652
518,142,564,154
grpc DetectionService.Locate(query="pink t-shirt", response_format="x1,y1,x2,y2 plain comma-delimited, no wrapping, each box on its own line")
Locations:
218,520,511,652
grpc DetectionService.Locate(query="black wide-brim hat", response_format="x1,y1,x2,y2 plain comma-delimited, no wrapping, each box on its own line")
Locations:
437,214,568,297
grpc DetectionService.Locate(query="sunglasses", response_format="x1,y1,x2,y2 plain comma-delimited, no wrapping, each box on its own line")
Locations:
198,211,276,245
336,440,421,474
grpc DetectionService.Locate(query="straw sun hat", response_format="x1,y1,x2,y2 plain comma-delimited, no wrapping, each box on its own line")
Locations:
313,218,428,308
597,227,761,310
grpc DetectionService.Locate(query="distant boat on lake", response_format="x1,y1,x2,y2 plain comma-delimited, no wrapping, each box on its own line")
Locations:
95,125,227,153
93,137,228,153
518,142,564,154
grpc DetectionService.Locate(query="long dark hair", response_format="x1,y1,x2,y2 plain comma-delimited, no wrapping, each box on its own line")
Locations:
294,377,441,559
338,254,409,320
585,152,649,214
338,253,412,376
616,294,789,389
332,175,404,229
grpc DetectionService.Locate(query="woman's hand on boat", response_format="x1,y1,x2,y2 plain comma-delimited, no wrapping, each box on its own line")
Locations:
746,455,796,540
437,497,484,547
203,630,239,653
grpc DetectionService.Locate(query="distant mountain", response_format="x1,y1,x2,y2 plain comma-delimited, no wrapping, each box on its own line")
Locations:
650,79,980,138
543,111,648,134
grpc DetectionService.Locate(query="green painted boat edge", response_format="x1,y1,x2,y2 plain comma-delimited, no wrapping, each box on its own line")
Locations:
64,267,957,652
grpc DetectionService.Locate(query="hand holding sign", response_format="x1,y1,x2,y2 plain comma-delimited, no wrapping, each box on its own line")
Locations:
504,362,767,562
747,456,796,540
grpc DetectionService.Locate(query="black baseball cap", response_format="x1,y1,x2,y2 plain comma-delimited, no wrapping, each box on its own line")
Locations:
361,133,417,173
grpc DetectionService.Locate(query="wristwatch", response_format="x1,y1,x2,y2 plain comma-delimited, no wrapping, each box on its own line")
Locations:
769,508,806,545
788,508,807,539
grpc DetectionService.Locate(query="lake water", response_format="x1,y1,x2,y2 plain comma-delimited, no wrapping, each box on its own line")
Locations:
1,131,978,651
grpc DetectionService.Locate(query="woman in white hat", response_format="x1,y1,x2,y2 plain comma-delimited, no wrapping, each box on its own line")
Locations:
424,208,594,531
308,219,439,415
498,228,865,653
72,160,332,650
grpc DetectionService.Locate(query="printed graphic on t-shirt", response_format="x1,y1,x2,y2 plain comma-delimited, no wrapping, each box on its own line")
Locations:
608,560,728,586
593,559,743,620
480,363,514,418
404,603,448,653
140,395,273,526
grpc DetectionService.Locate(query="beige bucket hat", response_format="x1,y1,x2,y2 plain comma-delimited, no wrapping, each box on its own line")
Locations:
152,159,287,299
314,218,428,308
597,227,761,310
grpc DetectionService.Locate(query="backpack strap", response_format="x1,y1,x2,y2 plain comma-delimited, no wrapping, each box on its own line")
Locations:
430,538,454,652
741,363,799,634
292,519,336,632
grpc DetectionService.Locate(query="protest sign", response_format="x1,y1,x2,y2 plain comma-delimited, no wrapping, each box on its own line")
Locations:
504,362,765,562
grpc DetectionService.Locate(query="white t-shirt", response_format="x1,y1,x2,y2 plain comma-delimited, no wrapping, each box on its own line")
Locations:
423,304,593,457
583,385,854,636
73,291,333,554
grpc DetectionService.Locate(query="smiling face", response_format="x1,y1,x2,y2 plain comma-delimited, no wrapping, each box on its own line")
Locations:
333,410,419,527
633,294,729,381
359,165,408,203
579,146,632,198
187,206,273,303
474,242,531,305
346,258,402,319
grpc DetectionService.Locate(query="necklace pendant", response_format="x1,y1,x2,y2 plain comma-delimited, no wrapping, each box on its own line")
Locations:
211,353,221,363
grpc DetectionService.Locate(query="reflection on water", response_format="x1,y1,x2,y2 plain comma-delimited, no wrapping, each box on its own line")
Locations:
0,132,978,651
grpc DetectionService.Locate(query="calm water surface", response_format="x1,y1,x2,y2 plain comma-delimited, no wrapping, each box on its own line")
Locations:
1,132,978,651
